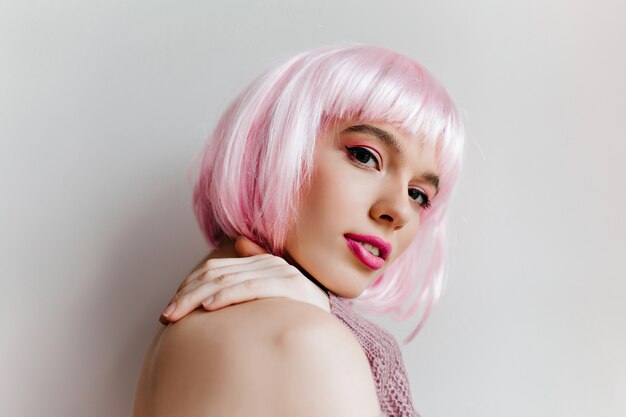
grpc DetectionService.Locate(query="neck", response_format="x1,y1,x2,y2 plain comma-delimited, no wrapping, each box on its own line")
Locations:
211,237,237,258
282,251,330,296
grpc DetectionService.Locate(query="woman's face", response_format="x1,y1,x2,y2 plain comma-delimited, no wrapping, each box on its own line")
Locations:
284,120,440,298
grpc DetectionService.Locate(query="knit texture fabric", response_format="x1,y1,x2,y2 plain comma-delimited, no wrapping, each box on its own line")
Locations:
329,292,418,417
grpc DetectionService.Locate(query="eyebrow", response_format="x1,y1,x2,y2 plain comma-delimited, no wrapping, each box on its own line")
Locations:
343,124,403,154
342,124,440,194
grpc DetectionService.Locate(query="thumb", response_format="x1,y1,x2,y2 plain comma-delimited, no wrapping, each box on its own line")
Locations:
234,236,270,257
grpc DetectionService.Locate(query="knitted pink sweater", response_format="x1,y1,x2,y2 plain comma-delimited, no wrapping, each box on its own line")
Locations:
329,292,418,417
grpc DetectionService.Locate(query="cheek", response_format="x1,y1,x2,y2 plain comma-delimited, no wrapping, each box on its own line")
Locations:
304,161,358,221
393,223,421,261
285,165,347,254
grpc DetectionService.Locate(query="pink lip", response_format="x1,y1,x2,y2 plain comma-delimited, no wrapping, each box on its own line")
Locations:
343,233,392,271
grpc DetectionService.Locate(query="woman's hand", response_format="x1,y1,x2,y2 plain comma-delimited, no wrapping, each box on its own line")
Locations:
159,236,331,324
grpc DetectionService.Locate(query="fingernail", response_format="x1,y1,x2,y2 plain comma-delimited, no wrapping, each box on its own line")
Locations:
202,296,214,307
162,303,176,317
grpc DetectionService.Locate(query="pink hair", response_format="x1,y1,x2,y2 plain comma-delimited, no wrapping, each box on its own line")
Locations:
191,44,464,343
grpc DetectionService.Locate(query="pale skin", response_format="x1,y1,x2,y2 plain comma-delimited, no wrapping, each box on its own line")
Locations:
132,120,439,417
158,236,332,325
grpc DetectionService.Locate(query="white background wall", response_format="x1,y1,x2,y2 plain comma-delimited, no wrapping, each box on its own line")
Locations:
2,1,624,416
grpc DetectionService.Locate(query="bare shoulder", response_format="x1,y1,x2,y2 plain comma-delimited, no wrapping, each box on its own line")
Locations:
133,298,381,417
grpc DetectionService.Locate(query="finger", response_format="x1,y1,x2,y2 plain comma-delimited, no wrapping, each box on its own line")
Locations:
177,254,276,292
158,293,179,324
166,255,283,321
235,236,270,257
177,254,279,294
164,264,293,322
163,254,278,323
202,275,301,311
208,274,330,313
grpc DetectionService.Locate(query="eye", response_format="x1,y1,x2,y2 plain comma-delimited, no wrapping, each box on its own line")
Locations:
346,146,380,169
408,188,432,210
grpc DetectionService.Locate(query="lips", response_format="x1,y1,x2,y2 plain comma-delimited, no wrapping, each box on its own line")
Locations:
344,233,392,270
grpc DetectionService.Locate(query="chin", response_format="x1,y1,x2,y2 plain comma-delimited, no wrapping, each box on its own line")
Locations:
289,253,374,299
335,289,366,299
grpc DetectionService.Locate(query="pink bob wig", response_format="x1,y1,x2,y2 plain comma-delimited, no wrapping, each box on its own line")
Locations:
191,44,464,343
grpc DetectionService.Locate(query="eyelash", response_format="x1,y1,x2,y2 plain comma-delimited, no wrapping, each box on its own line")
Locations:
347,146,380,169
409,188,432,210
346,146,432,210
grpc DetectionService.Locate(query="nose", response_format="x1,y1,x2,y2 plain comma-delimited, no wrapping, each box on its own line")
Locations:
369,185,412,230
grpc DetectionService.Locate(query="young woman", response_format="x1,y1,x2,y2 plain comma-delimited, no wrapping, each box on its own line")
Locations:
132,44,464,417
